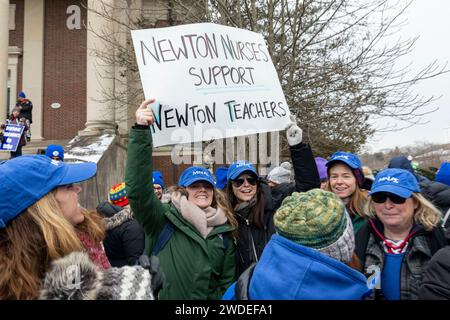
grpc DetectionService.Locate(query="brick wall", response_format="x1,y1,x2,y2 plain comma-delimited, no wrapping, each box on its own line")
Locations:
43,0,86,139
9,0,24,94
153,155,193,187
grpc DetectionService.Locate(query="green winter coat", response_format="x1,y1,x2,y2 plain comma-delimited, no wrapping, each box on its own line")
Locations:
125,127,236,300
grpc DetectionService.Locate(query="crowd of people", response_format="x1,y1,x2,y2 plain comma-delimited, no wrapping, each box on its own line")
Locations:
1,97,450,300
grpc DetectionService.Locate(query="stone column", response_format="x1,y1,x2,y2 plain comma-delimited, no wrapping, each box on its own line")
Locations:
22,0,44,140
0,0,9,120
80,0,117,136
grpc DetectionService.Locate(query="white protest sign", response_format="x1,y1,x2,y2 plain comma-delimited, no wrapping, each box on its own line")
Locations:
131,23,291,148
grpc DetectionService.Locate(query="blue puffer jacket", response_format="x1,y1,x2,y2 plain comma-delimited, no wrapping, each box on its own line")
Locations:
223,234,371,300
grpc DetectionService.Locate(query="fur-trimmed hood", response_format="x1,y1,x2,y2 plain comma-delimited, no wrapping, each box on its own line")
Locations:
39,251,155,300
103,206,134,231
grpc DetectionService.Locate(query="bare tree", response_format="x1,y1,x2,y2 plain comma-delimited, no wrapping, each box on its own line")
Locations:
85,0,448,155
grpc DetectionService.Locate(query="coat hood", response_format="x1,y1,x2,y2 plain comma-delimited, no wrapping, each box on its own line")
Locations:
39,251,155,300
248,235,370,300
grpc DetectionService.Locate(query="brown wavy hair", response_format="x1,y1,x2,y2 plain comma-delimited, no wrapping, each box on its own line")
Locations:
0,190,104,300
225,178,266,229
170,186,238,238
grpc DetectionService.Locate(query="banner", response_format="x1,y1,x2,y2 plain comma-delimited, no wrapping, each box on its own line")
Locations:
131,23,290,147
0,124,24,152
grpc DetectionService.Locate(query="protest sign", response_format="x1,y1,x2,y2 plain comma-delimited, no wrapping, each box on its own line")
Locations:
131,23,291,147
0,124,24,152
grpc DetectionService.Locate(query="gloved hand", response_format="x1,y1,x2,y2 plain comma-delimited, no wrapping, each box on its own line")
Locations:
136,99,156,125
138,254,165,299
285,115,303,146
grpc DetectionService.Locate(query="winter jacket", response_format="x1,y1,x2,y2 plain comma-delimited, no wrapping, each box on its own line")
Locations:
388,156,450,216
125,127,236,300
418,230,450,299
355,219,447,300
418,245,450,299
223,234,370,300
39,251,158,300
419,180,450,219
352,214,366,234
97,202,145,267
16,99,33,123
234,142,320,276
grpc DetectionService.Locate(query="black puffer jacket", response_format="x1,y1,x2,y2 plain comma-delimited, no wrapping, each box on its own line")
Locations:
419,180,450,220
388,156,450,220
97,202,145,267
235,142,320,276
418,230,450,299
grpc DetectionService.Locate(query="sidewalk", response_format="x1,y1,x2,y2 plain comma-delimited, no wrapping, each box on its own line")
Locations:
0,139,71,160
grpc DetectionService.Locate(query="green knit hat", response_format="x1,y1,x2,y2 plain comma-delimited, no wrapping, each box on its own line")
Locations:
274,189,354,263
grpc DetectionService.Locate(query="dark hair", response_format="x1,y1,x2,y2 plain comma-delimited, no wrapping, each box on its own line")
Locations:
226,173,265,229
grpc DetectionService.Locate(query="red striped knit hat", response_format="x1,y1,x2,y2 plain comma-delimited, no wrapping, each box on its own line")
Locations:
108,182,129,207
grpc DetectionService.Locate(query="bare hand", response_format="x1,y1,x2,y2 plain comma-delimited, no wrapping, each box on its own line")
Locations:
136,99,156,125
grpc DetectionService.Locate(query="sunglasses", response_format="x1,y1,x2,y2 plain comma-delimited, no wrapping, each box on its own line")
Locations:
371,192,408,204
232,176,257,188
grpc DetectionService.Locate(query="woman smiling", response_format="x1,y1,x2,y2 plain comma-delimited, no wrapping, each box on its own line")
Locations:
326,151,369,233
355,168,447,300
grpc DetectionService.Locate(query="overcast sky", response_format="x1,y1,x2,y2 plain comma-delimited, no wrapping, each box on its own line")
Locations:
365,0,450,152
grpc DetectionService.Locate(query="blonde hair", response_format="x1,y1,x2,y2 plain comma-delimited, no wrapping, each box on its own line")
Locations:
0,191,104,300
365,193,442,231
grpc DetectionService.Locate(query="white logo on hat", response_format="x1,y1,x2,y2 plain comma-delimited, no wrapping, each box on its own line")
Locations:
192,170,208,176
52,151,60,156
335,155,349,160
235,162,252,168
379,176,399,184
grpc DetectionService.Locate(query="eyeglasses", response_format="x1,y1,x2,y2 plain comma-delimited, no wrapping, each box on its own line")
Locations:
232,176,257,188
371,192,408,204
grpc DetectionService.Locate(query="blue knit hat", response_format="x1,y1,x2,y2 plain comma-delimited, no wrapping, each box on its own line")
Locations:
18,91,26,99
152,171,165,189
215,167,229,190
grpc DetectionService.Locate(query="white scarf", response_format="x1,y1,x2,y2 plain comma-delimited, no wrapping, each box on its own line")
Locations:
171,192,227,238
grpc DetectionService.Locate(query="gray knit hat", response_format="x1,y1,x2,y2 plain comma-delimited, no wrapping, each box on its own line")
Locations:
39,251,155,300
267,166,291,185
274,189,355,264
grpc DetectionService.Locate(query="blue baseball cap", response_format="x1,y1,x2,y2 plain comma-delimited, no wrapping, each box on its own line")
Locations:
45,144,65,161
18,91,26,98
0,155,97,228
326,151,362,169
178,166,215,187
227,160,258,181
152,170,166,189
369,168,420,198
